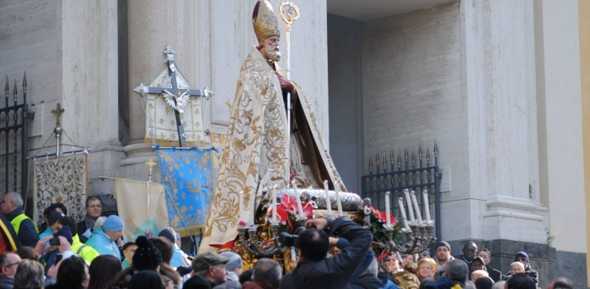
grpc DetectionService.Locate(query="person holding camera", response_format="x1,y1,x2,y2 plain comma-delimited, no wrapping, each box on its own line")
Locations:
279,216,373,289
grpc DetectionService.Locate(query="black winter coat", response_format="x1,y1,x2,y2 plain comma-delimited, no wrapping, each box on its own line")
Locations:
280,218,373,289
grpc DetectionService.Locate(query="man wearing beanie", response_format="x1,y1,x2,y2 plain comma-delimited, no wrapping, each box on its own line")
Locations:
86,215,124,260
435,241,455,277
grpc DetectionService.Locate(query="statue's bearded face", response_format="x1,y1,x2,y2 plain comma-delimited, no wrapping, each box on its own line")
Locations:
261,36,281,62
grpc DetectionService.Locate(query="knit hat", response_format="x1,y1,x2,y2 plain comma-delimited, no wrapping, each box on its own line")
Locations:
219,251,242,271
514,251,529,262
133,236,162,270
102,215,124,232
158,228,176,244
435,241,451,251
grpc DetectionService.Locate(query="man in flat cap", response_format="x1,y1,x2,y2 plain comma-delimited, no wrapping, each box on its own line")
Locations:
193,252,240,289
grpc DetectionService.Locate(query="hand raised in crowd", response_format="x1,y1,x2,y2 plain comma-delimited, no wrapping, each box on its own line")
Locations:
57,236,71,253
305,217,328,230
328,237,340,247
33,236,53,257
46,259,63,280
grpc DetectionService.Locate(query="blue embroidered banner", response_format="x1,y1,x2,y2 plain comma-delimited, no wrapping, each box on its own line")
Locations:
156,147,216,236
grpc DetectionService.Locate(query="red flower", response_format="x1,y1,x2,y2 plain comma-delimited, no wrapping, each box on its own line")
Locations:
270,195,314,225
372,207,396,225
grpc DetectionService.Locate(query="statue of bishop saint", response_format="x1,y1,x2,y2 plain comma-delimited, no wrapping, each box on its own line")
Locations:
200,0,347,250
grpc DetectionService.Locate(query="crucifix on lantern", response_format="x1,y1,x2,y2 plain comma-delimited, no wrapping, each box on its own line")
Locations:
134,47,213,147
51,103,65,156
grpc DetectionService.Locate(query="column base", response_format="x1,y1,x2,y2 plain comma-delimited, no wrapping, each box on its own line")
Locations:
118,142,161,182
483,195,548,244
448,239,587,289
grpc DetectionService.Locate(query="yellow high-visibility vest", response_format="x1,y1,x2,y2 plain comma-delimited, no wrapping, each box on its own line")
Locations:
72,234,99,265
10,213,37,235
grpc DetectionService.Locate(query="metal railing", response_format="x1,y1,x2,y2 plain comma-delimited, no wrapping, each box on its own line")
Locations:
1,74,33,196
361,143,443,240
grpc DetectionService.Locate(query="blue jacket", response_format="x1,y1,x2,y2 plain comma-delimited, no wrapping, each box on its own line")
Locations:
170,245,189,268
39,227,53,240
381,280,399,289
86,228,121,260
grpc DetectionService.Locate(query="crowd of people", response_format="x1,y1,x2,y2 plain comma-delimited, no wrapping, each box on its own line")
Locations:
0,192,576,289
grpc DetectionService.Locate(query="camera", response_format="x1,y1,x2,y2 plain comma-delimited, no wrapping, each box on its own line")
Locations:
280,232,299,247
279,226,306,247
49,236,60,246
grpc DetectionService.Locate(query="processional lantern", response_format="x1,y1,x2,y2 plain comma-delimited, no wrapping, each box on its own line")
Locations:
134,47,213,147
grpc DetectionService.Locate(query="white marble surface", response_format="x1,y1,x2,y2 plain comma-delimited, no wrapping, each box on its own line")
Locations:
539,0,586,253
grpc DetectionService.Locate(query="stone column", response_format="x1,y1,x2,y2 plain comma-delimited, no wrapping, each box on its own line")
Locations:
60,0,124,193
123,0,211,180
457,0,547,243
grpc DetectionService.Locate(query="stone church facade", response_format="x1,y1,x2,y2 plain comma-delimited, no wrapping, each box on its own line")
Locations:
0,0,588,287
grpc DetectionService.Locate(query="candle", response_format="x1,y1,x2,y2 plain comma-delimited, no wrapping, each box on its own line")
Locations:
398,197,411,231
324,180,332,215
404,189,415,224
384,191,391,226
271,189,278,224
336,190,343,216
423,189,432,224
295,190,304,217
411,190,423,225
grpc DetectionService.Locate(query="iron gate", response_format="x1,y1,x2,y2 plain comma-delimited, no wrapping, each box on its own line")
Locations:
1,74,32,196
361,144,443,239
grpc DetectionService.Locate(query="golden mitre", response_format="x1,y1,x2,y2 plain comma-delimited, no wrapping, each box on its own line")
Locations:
252,0,280,43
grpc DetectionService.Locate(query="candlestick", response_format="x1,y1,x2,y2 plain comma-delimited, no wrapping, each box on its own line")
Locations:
423,189,432,224
398,197,411,231
404,189,415,224
271,189,278,224
385,191,391,226
295,190,304,217
411,190,423,225
336,190,343,216
323,180,332,215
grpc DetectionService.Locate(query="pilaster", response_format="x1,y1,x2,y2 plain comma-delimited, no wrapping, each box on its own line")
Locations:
461,0,547,243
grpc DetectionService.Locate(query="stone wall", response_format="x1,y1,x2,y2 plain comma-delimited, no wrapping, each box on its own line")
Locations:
360,2,467,239
0,0,62,149
327,14,363,193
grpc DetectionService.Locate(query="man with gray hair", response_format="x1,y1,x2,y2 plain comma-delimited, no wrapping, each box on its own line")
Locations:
1,192,37,247
219,251,243,288
192,251,241,289
243,258,282,289
0,252,22,289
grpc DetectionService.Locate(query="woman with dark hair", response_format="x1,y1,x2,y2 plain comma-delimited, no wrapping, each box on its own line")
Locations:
128,271,164,289
112,236,162,289
88,255,123,289
46,256,89,289
150,238,181,288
